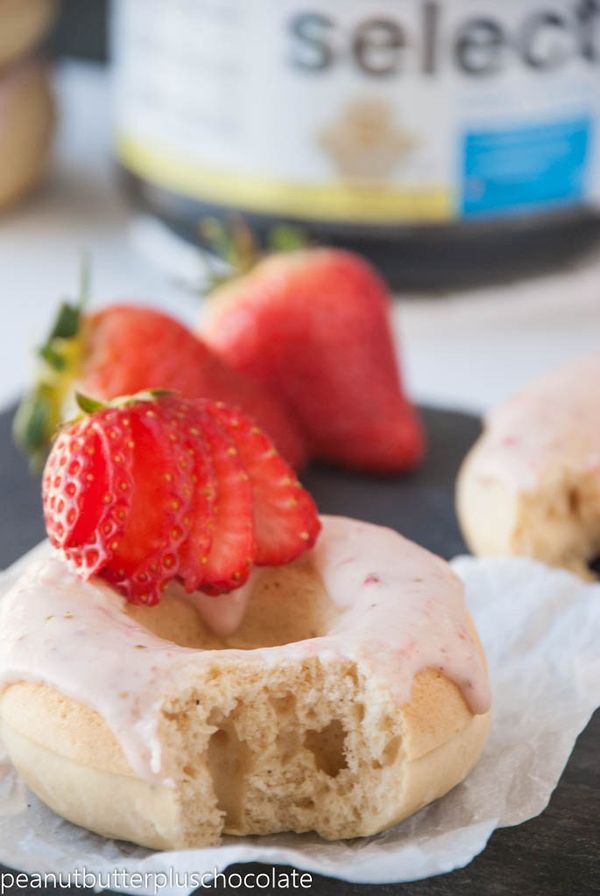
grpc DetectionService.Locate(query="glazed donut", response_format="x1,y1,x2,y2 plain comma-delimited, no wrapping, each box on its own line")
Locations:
0,62,54,210
0,517,491,849
457,352,600,578
0,0,58,69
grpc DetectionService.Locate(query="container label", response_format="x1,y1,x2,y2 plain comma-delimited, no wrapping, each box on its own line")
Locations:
113,0,600,225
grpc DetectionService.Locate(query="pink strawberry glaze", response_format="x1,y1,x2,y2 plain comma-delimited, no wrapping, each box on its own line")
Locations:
0,517,490,782
469,352,600,491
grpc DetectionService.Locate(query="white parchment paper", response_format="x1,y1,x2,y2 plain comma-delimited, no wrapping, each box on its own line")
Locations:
0,550,598,892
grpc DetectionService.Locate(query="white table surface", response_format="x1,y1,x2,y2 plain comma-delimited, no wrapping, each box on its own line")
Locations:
2,61,600,418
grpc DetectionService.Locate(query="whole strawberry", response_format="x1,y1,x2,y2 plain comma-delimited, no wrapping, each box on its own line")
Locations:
15,300,306,471
43,393,320,604
202,248,424,473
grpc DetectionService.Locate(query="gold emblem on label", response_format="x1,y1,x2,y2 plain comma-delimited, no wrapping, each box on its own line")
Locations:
319,99,417,182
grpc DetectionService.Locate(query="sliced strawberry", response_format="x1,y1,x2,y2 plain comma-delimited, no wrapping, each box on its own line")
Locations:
43,419,102,551
208,403,321,566
99,403,195,605
157,399,218,593
42,414,132,578
192,404,256,594
42,394,321,604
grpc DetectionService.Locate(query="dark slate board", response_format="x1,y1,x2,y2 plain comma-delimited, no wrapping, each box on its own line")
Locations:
0,405,597,896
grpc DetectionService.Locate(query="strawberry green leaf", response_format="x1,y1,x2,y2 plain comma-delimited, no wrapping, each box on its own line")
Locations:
199,215,258,288
12,384,62,473
40,254,90,347
268,225,308,254
39,343,67,371
75,390,175,418
75,392,106,414
14,258,92,471
45,301,81,343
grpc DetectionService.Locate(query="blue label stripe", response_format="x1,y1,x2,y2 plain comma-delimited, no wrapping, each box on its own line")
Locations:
461,116,592,218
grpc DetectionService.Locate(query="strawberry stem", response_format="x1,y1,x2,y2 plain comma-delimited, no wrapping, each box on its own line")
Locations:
198,216,309,293
37,252,91,362
75,389,175,417
109,389,174,406
268,224,307,254
13,255,92,471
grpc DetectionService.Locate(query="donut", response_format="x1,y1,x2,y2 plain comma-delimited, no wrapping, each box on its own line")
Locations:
0,0,58,69
457,352,600,578
0,517,491,849
0,62,54,210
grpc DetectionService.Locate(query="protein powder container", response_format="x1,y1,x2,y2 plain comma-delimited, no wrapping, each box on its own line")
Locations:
112,0,600,289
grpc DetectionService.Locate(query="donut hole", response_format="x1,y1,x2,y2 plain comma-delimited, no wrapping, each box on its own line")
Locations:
126,561,340,650
304,720,348,778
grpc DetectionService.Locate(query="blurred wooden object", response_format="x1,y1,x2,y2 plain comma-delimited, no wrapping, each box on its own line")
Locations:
0,0,58,68
0,62,54,209
0,0,57,210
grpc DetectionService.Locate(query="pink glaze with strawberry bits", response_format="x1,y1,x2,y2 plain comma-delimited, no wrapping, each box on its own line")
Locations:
0,517,490,782
468,352,600,491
